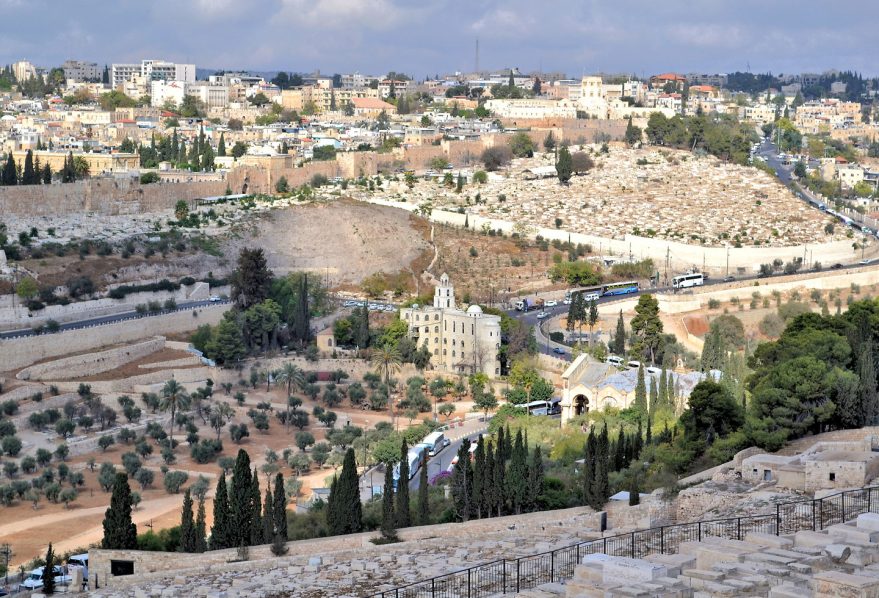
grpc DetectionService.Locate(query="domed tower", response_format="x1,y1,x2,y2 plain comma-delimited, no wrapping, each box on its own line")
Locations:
434,273,455,309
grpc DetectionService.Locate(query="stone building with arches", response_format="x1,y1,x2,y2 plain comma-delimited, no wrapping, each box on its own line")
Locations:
559,353,713,425
399,274,502,378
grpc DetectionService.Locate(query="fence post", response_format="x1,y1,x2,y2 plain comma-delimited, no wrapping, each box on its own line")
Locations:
631,532,635,557
737,517,741,541
603,537,607,554
843,492,847,522
819,498,824,530
776,503,781,535
870,488,874,514
698,522,702,542
502,559,507,594
516,559,520,593
577,543,580,565
660,526,665,554
432,578,436,597
812,499,817,531
467,568,471,598
551,551,555,583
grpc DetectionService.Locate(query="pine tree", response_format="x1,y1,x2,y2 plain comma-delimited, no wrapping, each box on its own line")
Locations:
210,472,231,550
396,439,410,527
272,472,288,541
195,498,207,552
472,435,485,518
556,145,572,184
22,150,35,184
506,430,527,514
327,448,362,534
381,460,397,540
526,445,544,512
43,542,56,594
262,481,273,543
218,132,226,157
612,310,626,356
101,473,138,549
451,439,472,521
417,452,429,525
229,450,253,547
179,489,197,552
633,365,647,415
250,467,263,545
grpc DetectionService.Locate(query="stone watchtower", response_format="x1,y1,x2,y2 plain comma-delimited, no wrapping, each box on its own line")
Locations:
434,273,455,309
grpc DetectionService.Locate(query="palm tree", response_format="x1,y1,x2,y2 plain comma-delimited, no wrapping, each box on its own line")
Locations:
275,363,305,428
371,346,402,428
160,379,190,442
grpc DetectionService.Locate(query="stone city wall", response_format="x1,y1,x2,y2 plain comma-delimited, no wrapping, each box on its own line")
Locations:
16,337,165,381
0,178,227,217
0,304,226,371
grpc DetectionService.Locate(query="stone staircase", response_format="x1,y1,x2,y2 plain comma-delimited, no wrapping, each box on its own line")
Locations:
517,512,879,597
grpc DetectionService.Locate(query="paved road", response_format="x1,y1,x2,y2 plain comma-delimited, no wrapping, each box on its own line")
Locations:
0,299,231,340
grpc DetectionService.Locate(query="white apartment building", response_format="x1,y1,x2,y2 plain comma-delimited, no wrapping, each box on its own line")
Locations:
484,98,577,119
151,80,229,110
62,60,101,82
12,60,37,82
150,80,187,108
112,60,196,88
399,274,502,378
187,83,229,109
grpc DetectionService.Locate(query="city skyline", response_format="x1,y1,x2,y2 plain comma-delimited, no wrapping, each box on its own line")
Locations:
1,0,877,78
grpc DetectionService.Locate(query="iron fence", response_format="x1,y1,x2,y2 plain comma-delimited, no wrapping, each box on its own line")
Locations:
372,485,879,597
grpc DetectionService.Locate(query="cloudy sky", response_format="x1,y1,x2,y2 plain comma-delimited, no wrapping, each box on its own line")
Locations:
1,0,875,77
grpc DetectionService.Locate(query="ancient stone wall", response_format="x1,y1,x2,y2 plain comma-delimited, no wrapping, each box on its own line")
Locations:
16,337,164,381
0,179,227,217
0,304,225,371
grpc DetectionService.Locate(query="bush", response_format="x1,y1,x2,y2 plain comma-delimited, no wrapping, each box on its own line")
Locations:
189,439,222,463
480,146,512,171
163,470,189,494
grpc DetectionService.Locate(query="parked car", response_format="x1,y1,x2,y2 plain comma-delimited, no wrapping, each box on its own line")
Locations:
722,275,736,283
552,347,566,355
208,295,222,302
544,300,558,307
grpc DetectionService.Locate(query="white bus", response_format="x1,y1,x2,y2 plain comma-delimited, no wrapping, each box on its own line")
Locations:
672,272,705,289
421,431,450,456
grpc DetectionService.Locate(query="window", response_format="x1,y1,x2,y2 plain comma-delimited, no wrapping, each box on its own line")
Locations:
415,314,420,321
460,341,465,348
495,368,500,375
434,349,438,355
434,337,438,344
443,349,447,355
434,326,438,332
110,560,135,576
829,472,836,482
434,314,439,321
444,321,447,331
424,327,429,333
452,351,456,357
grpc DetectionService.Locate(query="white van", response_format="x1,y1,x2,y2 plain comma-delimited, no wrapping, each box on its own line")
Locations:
68,553,89,582
422,431,450,456
605,356,624,367
645,366,662,376
627,361,641,369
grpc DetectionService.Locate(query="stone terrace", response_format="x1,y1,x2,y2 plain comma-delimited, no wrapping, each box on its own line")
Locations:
355,146,834,248
519,512,879,597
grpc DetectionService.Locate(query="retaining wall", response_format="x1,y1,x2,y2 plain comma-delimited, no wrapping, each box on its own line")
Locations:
16,337,165,381
0,304,226,371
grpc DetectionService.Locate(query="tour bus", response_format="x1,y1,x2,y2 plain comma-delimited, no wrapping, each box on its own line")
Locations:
600,281,639,296
521,398,562,416
672,272,705,289
421,431,450,456
565,287,602,303
393,445,426,485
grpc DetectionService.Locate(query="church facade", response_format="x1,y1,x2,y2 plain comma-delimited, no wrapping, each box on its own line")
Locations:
399,274,502,378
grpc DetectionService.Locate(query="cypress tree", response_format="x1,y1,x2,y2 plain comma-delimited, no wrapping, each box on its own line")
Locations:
646,415,653,445
494,439,505,516
210,472,231,550
526,445,544,512
2,153,17,185
451,439,472,521
396,439,410,527
593,423,610,508
496,427,505,463
614,426,626,471
381,460,397,540
229,450,253,547
195,498,207,552
503,425,513,462
658,367,668,409
179,489,197,552
472,435,485,518
483,441,496,517
633,365,647,415
628,472,641,506
171,129,179,158
101,473,138,549
41,162,51,184
634,420,644,460
250,466,263,545
33,155,41,184
858,341,879,426
328,448,362,534
43,543,56,594
272,472,288,540
218,132,226,157
612,310,626,356
22,150,35,184
648,375,658,416
583,427,596,508
178,140,187,164
506,430,527,514
417,453,429,525
262,481,273,543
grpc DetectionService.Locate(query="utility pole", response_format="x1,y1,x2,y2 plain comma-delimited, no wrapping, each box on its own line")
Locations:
1,543,10,587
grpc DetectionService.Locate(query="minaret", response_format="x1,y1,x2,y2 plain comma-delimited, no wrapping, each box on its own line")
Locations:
434,273,455,309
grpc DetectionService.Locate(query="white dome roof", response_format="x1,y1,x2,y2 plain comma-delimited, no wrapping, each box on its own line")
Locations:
466,304,483,315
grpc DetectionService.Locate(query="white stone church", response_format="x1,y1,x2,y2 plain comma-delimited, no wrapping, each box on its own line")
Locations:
399,274,502,378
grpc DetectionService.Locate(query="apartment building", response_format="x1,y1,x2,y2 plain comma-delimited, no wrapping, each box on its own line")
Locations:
484,98,577,119
112,60,196,88
62,60,101,82
12,60,37,82
399,274,501,378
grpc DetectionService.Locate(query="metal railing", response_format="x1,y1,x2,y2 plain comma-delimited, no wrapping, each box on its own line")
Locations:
372,485,879,597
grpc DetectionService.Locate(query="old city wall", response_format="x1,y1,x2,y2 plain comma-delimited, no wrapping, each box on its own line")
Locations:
500,118,629,144
89,505,599,590
16,337,165,381
0,179,226,217
0,304,225,371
